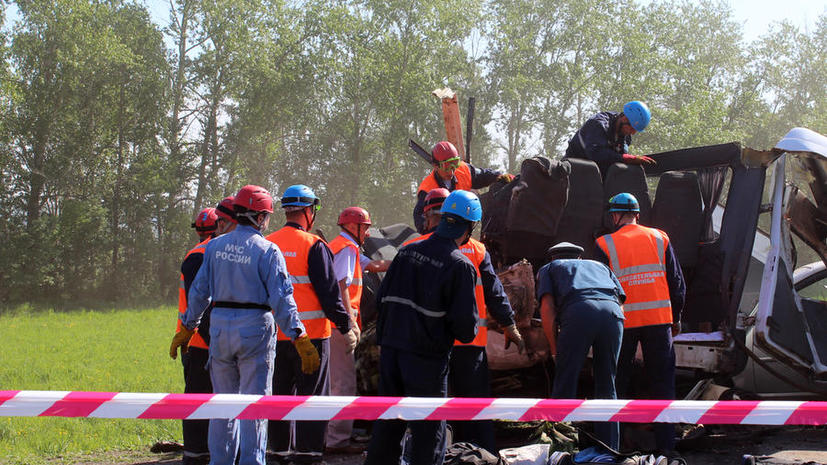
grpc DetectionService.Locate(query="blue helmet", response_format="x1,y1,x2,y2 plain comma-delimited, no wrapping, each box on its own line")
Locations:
440,190,482,222
623,101,651,132
280,184,320,209
608,193,640,213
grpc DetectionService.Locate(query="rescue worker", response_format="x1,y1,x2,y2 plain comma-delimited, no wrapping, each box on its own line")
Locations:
326,206,389,454
594,193,686,456
192,206,219,242
564,101,655,177
536,242,626,450
215,195,238,236
413,141,511,233
403,188,524,454
364,190,481,465
265,184,357,465
170,201,236,465
172,185,320,465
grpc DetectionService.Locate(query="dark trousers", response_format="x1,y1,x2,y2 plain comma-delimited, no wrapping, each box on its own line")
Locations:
182,346,212,461
268,338,330,462
552,300,623,450
616,324,676,452
364,346,449,465
448,346,495,454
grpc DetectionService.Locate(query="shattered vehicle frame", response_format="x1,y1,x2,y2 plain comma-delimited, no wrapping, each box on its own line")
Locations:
673,127,827,399
358,128,827,400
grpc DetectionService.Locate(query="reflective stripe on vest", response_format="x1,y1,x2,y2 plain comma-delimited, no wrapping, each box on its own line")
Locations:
456,238,488,347
266,226,332,340
177,238,210,350
328,235,364,328
416,162,473,195
402,233,488,347
596,224,673,329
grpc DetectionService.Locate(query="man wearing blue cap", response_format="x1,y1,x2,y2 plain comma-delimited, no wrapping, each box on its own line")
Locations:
364,190,481,465
537,241,626,450
564,101,655,177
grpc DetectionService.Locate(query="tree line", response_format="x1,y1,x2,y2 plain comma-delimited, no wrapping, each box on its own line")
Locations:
0,0,824,308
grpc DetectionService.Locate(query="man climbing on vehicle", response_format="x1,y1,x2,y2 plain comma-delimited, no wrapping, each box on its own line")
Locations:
564,101,655,177
266,184,357,465
365,190,481,465
413,141,512,233
595,193,686,457
403,187,524,454
172,185,319,465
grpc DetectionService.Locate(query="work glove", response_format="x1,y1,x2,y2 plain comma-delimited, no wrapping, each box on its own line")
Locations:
671,321,682,337
498,173,515,183
169,327,195,360
293,335,321,374
503,324,526,354
343,328,359,354
622,153,656,165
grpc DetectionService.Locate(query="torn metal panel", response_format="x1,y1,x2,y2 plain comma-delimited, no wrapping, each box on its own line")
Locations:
742,147,782,168
787,186,827,267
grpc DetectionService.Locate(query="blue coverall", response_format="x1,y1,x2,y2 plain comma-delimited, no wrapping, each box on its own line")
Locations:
564,111,631,177
537,258,626,450
364,234,478,465
594,235,686,453
183,224,305,465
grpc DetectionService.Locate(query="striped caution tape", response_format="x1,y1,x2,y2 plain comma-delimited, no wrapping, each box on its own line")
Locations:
0,391,824,425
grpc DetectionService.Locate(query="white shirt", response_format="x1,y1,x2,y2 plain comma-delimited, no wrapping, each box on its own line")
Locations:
332,232,371,285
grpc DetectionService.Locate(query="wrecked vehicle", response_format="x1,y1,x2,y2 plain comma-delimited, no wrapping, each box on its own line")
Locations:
357,127,827,400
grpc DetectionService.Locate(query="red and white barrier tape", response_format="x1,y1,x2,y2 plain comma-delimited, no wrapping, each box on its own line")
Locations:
1,391,824,425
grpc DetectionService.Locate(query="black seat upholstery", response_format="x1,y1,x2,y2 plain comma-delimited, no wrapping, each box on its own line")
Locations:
604,163,652,225
555,158,604,259
650,171,704,268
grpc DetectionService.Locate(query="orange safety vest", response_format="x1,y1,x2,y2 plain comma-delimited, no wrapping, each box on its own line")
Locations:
328,234,363,329
177,238,210,350
402,233,488,347
266,226,332,340
595,224,673,329
417,161,472,195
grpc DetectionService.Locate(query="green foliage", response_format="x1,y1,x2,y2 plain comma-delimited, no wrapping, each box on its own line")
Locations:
0,306,181,464
1,0,825,306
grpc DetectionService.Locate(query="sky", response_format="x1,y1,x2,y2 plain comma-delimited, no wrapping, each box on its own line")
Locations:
726,0,825,42
6,0,825,45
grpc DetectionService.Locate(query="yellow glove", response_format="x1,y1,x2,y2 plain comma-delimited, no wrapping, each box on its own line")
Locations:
294,335,321,374
498,173,515,183
169,327,195,360
503,324,526,354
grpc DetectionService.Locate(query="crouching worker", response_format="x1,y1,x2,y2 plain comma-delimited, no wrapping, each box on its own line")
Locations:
537,242,625,450
171,185,320,465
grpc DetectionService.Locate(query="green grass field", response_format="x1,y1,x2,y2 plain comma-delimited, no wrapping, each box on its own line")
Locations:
0,306,184,464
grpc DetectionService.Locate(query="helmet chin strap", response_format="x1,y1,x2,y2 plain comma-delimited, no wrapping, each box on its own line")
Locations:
239,211,267,230
302,206,316,231
344,225,364,246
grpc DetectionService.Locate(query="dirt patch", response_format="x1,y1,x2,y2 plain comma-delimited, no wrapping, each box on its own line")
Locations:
38,426,827,465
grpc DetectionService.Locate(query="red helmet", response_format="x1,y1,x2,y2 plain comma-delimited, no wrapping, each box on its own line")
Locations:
234,185,273,213
338,207,372,226
192,207,218,232
424,188,450,213
432,141,459,162
215,196,237,223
